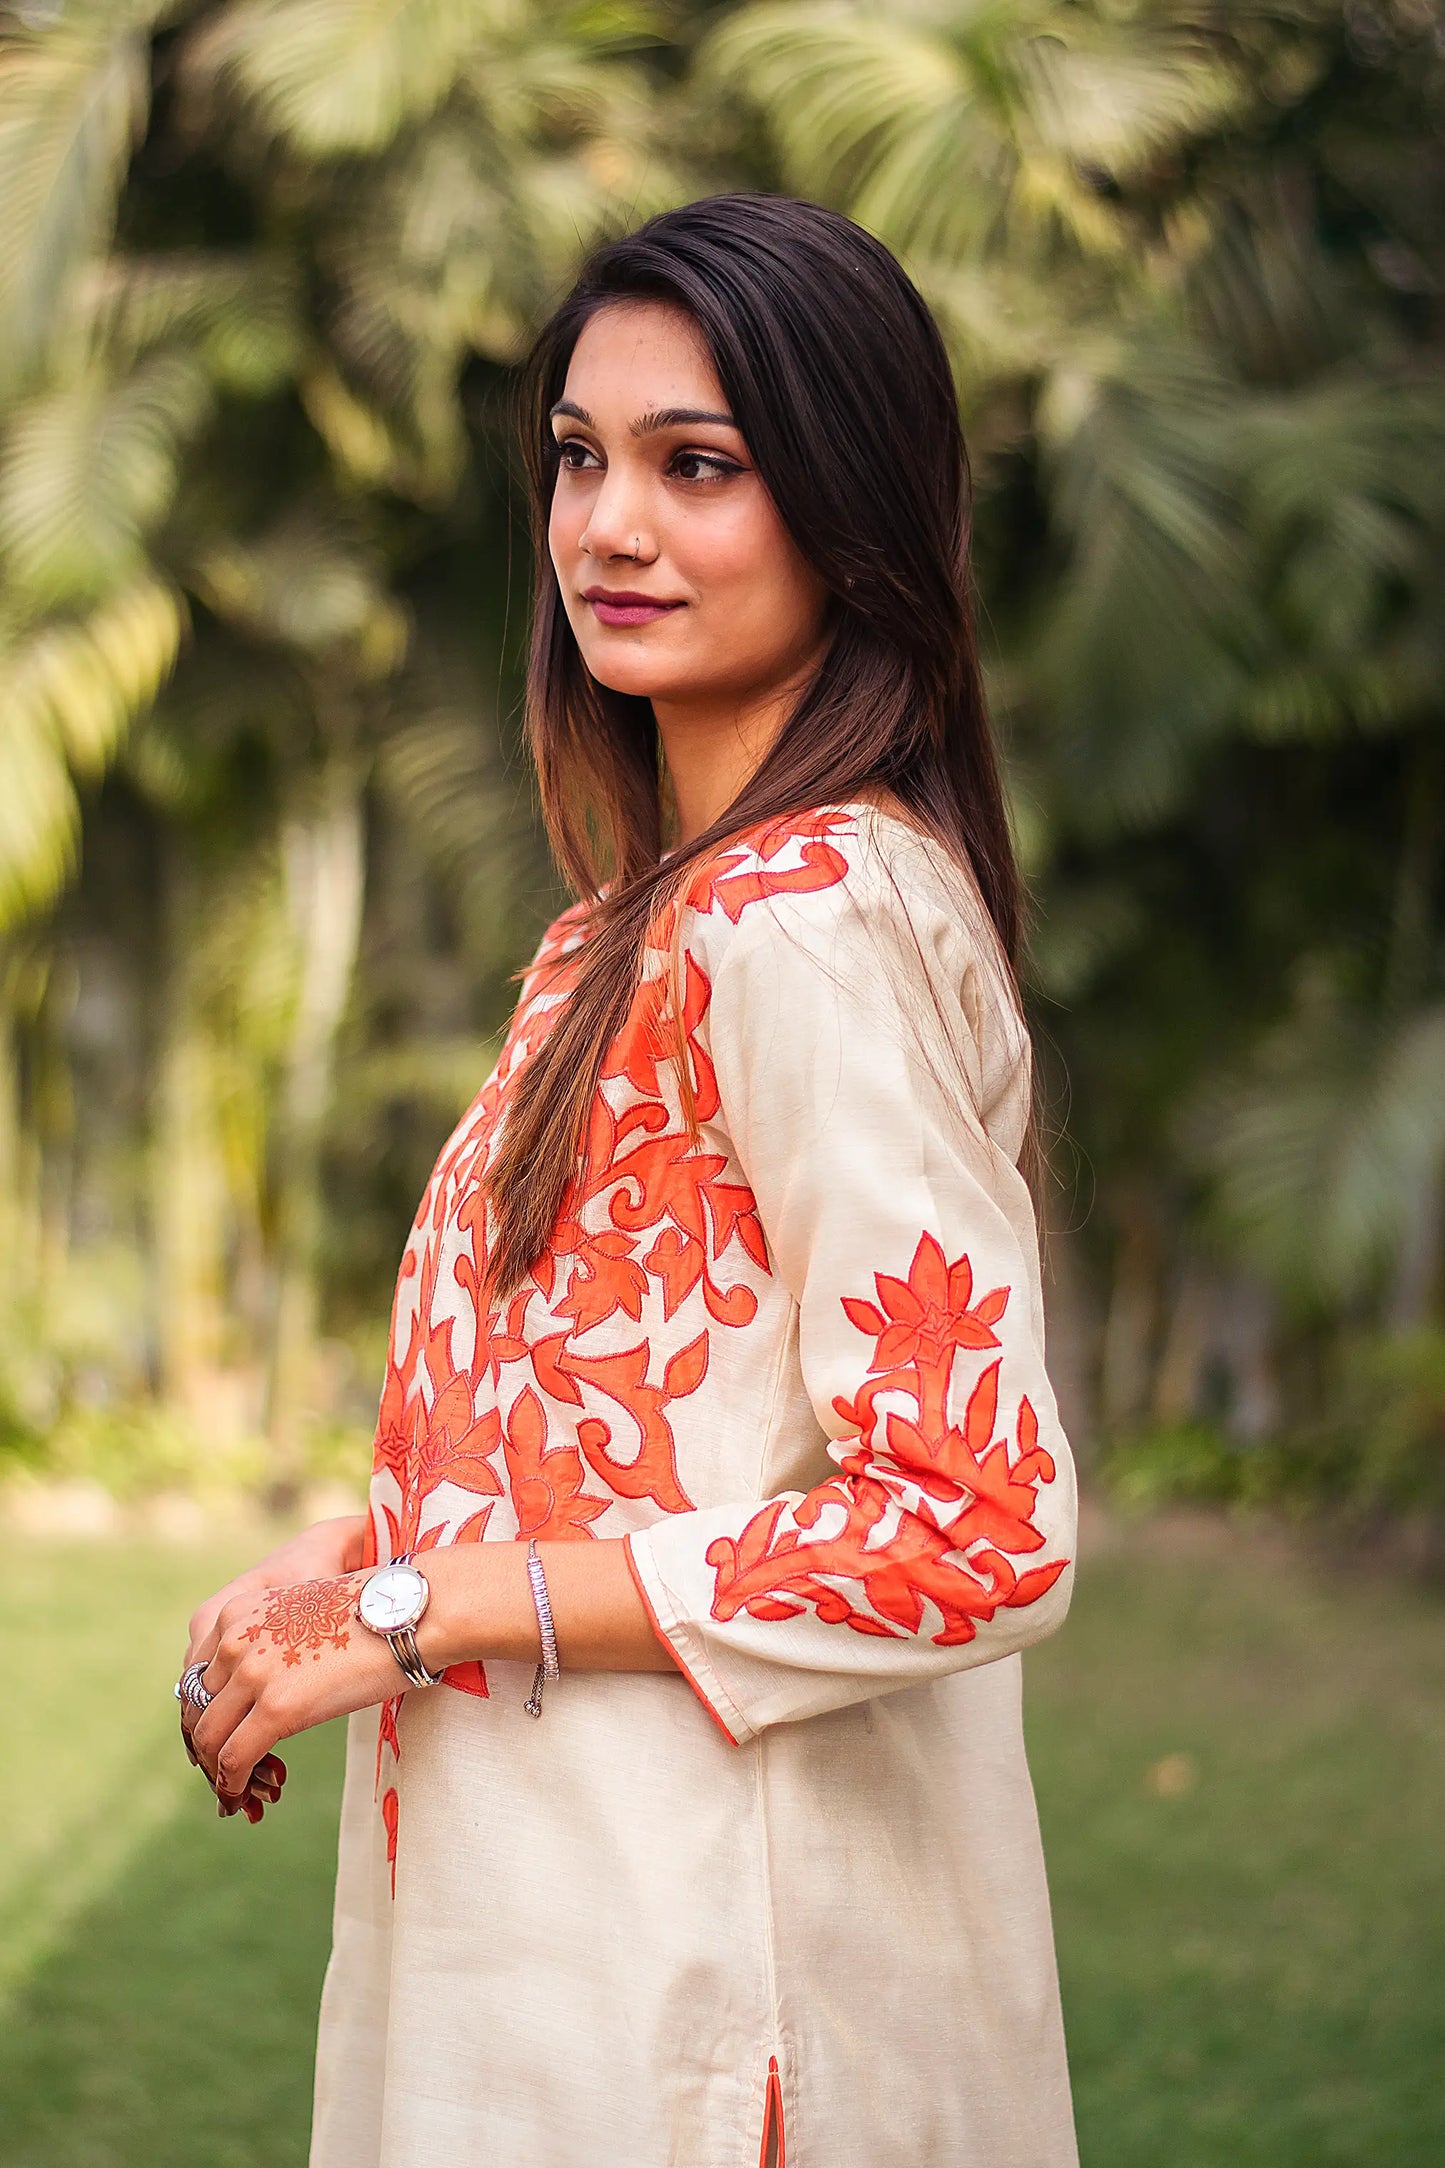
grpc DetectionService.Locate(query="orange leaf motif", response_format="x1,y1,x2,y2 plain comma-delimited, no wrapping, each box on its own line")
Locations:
707,1230,1068,1648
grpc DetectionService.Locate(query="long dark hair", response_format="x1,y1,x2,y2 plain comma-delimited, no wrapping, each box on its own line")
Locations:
484,192,1031,1293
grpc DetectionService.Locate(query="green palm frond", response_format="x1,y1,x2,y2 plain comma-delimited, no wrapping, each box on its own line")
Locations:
130,635,313,811
305,74,688,490
1226,373,1445,742
313,118,537,483
911,257,1066,408
79,252,304,395
1243,375,1445,645
701,4,1009,259
1238,653,1436,745
0,7,160,401
516,135,695,288
183,0,500,157
700,0,1239,270
375,637,541,977
190,507,410,674
0,353,212,607
1187,172,1355,381
1190,987,1445,1307
1015,22,1239,175
1030,334,1261,830
0,574,185,927
0,705,85,934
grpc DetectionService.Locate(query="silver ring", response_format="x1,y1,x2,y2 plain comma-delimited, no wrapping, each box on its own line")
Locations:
179,1661,214,1712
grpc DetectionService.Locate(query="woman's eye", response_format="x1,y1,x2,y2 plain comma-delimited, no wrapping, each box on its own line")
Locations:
670,449,742,483
552,439,742,482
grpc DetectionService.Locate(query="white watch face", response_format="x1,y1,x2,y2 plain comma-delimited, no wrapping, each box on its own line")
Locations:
359,1562,426,1634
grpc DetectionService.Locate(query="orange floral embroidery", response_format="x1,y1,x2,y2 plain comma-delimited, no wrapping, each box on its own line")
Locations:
374,1693,402,1796
380,1785,399,1900
371,813,850,1588
502,1384,611,1538
680,806,853,922
706,1231,1068,1644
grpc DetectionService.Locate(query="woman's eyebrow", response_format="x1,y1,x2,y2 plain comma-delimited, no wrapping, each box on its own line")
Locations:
549,399,738,434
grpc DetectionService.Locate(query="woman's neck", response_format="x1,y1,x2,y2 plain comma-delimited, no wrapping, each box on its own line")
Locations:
653,656,825,847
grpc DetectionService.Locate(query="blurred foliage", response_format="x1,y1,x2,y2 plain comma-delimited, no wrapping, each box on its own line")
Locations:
0,0,1441,1522
1102,1327,1445,1548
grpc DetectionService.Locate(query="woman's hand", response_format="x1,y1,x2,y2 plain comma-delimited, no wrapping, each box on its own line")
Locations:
184,1514,367,1669
182,1570,404,1811
177,1516,368,1821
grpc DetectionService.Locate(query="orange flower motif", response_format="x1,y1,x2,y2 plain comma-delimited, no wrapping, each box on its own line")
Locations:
843,1232,1008,1375
708,1229,1067,1647
412,1375,504,1506
501,1387,609,1539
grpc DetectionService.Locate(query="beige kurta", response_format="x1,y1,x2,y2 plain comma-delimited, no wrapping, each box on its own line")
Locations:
310,802,1080,2168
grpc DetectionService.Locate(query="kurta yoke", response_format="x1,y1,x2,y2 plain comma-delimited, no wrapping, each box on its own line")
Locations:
310,802,1080,2168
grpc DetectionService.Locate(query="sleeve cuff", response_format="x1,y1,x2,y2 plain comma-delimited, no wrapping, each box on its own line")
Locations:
623,1531,754,1747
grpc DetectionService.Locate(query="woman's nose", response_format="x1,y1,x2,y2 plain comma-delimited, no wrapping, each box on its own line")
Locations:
579,468,657,563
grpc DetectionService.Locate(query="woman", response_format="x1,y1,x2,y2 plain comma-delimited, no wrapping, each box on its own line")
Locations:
178,193,1079,2168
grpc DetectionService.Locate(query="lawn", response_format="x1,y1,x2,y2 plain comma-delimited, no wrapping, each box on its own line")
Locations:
2,1511,1443,2166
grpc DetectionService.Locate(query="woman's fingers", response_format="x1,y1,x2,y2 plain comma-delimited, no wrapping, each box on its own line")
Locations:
177,1620,291,1817
190,1643,291,1808
211,1703,284,1807
184,1603,220,1665
190,1669,257,1793
178,1625,291,1824
185,1563,275,1668
183,1600,232,1673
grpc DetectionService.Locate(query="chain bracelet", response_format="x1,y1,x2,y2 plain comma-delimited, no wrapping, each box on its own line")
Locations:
523,1538,561,1717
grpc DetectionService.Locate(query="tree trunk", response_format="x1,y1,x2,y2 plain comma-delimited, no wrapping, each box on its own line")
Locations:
1152,1261,1212,1424
151,845,230,1420
1097,1204,1160,1437
1389,1159,1443,1333
264,733,367,1504
0,964,21,1319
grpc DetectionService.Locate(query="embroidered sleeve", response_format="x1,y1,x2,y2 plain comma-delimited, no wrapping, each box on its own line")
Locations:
623,856,1077,1743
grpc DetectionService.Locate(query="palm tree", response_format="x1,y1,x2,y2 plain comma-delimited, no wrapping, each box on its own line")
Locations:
700,0,1445,1450
3,0,1441,1519
0,0,702,1494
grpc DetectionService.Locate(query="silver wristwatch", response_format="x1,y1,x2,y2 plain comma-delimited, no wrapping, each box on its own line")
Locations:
355,1553,444,1688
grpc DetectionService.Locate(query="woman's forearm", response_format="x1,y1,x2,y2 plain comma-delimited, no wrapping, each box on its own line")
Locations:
412,1538,680,1676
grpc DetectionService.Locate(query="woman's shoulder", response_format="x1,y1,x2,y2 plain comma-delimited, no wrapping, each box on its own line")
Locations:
679,797,999,972
684,798,1031,1135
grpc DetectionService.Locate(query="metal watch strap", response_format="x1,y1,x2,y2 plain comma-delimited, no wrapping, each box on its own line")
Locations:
390,1621,444,1689
385,1553,445,1688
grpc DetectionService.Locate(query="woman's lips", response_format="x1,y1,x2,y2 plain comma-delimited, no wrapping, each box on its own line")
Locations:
583,590,684,627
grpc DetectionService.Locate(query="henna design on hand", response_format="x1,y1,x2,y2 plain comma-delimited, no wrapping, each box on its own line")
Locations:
243,1573,366,1666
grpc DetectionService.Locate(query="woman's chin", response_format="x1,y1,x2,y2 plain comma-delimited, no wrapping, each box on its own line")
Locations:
581,651,692,702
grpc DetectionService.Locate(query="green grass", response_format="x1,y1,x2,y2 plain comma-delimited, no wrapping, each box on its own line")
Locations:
1,1514,1443,2166
1,1538,345,2168
1029,1513,1445,2166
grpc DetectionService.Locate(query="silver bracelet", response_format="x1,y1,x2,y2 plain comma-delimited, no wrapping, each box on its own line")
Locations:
522,1538,561,1717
